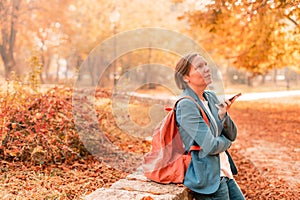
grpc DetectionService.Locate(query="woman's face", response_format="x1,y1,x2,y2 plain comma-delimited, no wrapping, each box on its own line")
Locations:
185,55,212,88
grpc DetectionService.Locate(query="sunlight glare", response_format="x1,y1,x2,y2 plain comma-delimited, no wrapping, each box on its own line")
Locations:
235,0,242,6
55,22,61,29
69,4,77,12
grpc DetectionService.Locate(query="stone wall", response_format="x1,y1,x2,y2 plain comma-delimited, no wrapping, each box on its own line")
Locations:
84,167,193,200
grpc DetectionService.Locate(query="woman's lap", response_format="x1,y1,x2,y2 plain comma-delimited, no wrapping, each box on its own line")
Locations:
193,177,245,200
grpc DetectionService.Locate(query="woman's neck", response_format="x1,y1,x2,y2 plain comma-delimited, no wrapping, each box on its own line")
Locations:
188,84,206,101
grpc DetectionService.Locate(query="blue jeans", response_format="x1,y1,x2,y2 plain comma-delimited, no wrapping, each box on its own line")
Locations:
193,177,245,200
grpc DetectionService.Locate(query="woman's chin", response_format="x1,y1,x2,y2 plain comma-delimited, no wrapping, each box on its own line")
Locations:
205,79,213,85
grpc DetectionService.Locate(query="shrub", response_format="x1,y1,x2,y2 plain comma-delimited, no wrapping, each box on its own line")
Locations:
0,86,88,165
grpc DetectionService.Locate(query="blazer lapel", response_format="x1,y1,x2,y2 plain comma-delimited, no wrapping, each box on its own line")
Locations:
183,88,218,136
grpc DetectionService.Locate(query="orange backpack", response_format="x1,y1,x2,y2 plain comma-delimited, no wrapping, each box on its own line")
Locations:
142,96,209,184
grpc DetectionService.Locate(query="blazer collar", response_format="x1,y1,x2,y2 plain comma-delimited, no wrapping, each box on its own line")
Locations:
182,86,207,104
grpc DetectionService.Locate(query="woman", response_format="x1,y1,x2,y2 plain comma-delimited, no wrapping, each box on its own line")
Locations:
174,52,245,200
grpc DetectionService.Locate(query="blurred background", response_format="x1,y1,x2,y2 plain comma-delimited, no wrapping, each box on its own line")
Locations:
1,1,300,199
1,0,299,92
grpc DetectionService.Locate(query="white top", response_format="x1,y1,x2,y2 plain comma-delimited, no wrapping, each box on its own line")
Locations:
202,100,234,179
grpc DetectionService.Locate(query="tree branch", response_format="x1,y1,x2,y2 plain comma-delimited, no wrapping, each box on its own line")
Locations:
284,14,299,28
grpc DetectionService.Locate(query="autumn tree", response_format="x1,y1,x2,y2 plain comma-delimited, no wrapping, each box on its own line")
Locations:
177,0,300,84
0,0,73,81
0,0,131,83
0,0,192,84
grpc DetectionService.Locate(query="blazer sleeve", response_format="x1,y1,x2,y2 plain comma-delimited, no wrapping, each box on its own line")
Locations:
176,99,232,157
221,115,237,141
206,91,238,141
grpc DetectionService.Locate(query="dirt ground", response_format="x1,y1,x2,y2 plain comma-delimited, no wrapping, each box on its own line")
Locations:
227,96,300,199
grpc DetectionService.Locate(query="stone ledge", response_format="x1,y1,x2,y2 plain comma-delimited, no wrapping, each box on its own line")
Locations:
84,188,188,200
84,168,193,200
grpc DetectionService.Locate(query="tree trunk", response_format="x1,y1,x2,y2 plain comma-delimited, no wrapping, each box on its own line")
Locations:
147,45,155,89
273,68,277,84
1,52,16,79
0,0,20,79
285,68,290,90
261,74,266,84
246,72,253,87
40,53,45,84
56,59,60,82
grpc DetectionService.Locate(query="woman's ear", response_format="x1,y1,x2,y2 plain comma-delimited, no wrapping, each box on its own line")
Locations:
183,75,189,83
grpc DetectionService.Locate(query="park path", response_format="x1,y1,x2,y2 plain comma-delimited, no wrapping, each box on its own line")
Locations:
235,134,300,188
229,91,300,189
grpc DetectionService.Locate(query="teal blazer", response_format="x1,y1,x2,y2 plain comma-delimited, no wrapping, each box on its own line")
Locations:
176,87,238,194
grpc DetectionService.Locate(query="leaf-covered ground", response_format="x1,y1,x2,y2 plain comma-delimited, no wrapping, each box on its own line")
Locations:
1,87,299,199
229,96,300,199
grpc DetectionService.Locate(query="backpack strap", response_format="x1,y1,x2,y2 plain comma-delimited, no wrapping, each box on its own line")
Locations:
189,145,201,152
175,96,209,126
174,96,210,153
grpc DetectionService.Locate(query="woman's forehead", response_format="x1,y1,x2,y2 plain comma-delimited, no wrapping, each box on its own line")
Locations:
191,55,207,65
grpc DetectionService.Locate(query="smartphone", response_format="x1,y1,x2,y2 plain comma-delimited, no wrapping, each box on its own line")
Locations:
218,93,242,107
228,93,242,102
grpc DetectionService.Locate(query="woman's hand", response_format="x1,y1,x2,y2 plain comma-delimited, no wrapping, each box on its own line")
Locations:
216,93,241,119
215,99,232,120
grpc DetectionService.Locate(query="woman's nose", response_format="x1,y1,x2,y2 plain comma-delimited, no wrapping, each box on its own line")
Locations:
205,66,210,72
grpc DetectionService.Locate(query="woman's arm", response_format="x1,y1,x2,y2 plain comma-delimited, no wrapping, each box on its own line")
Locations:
176,99,231,157
206,91,237,141
221,115,237,141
